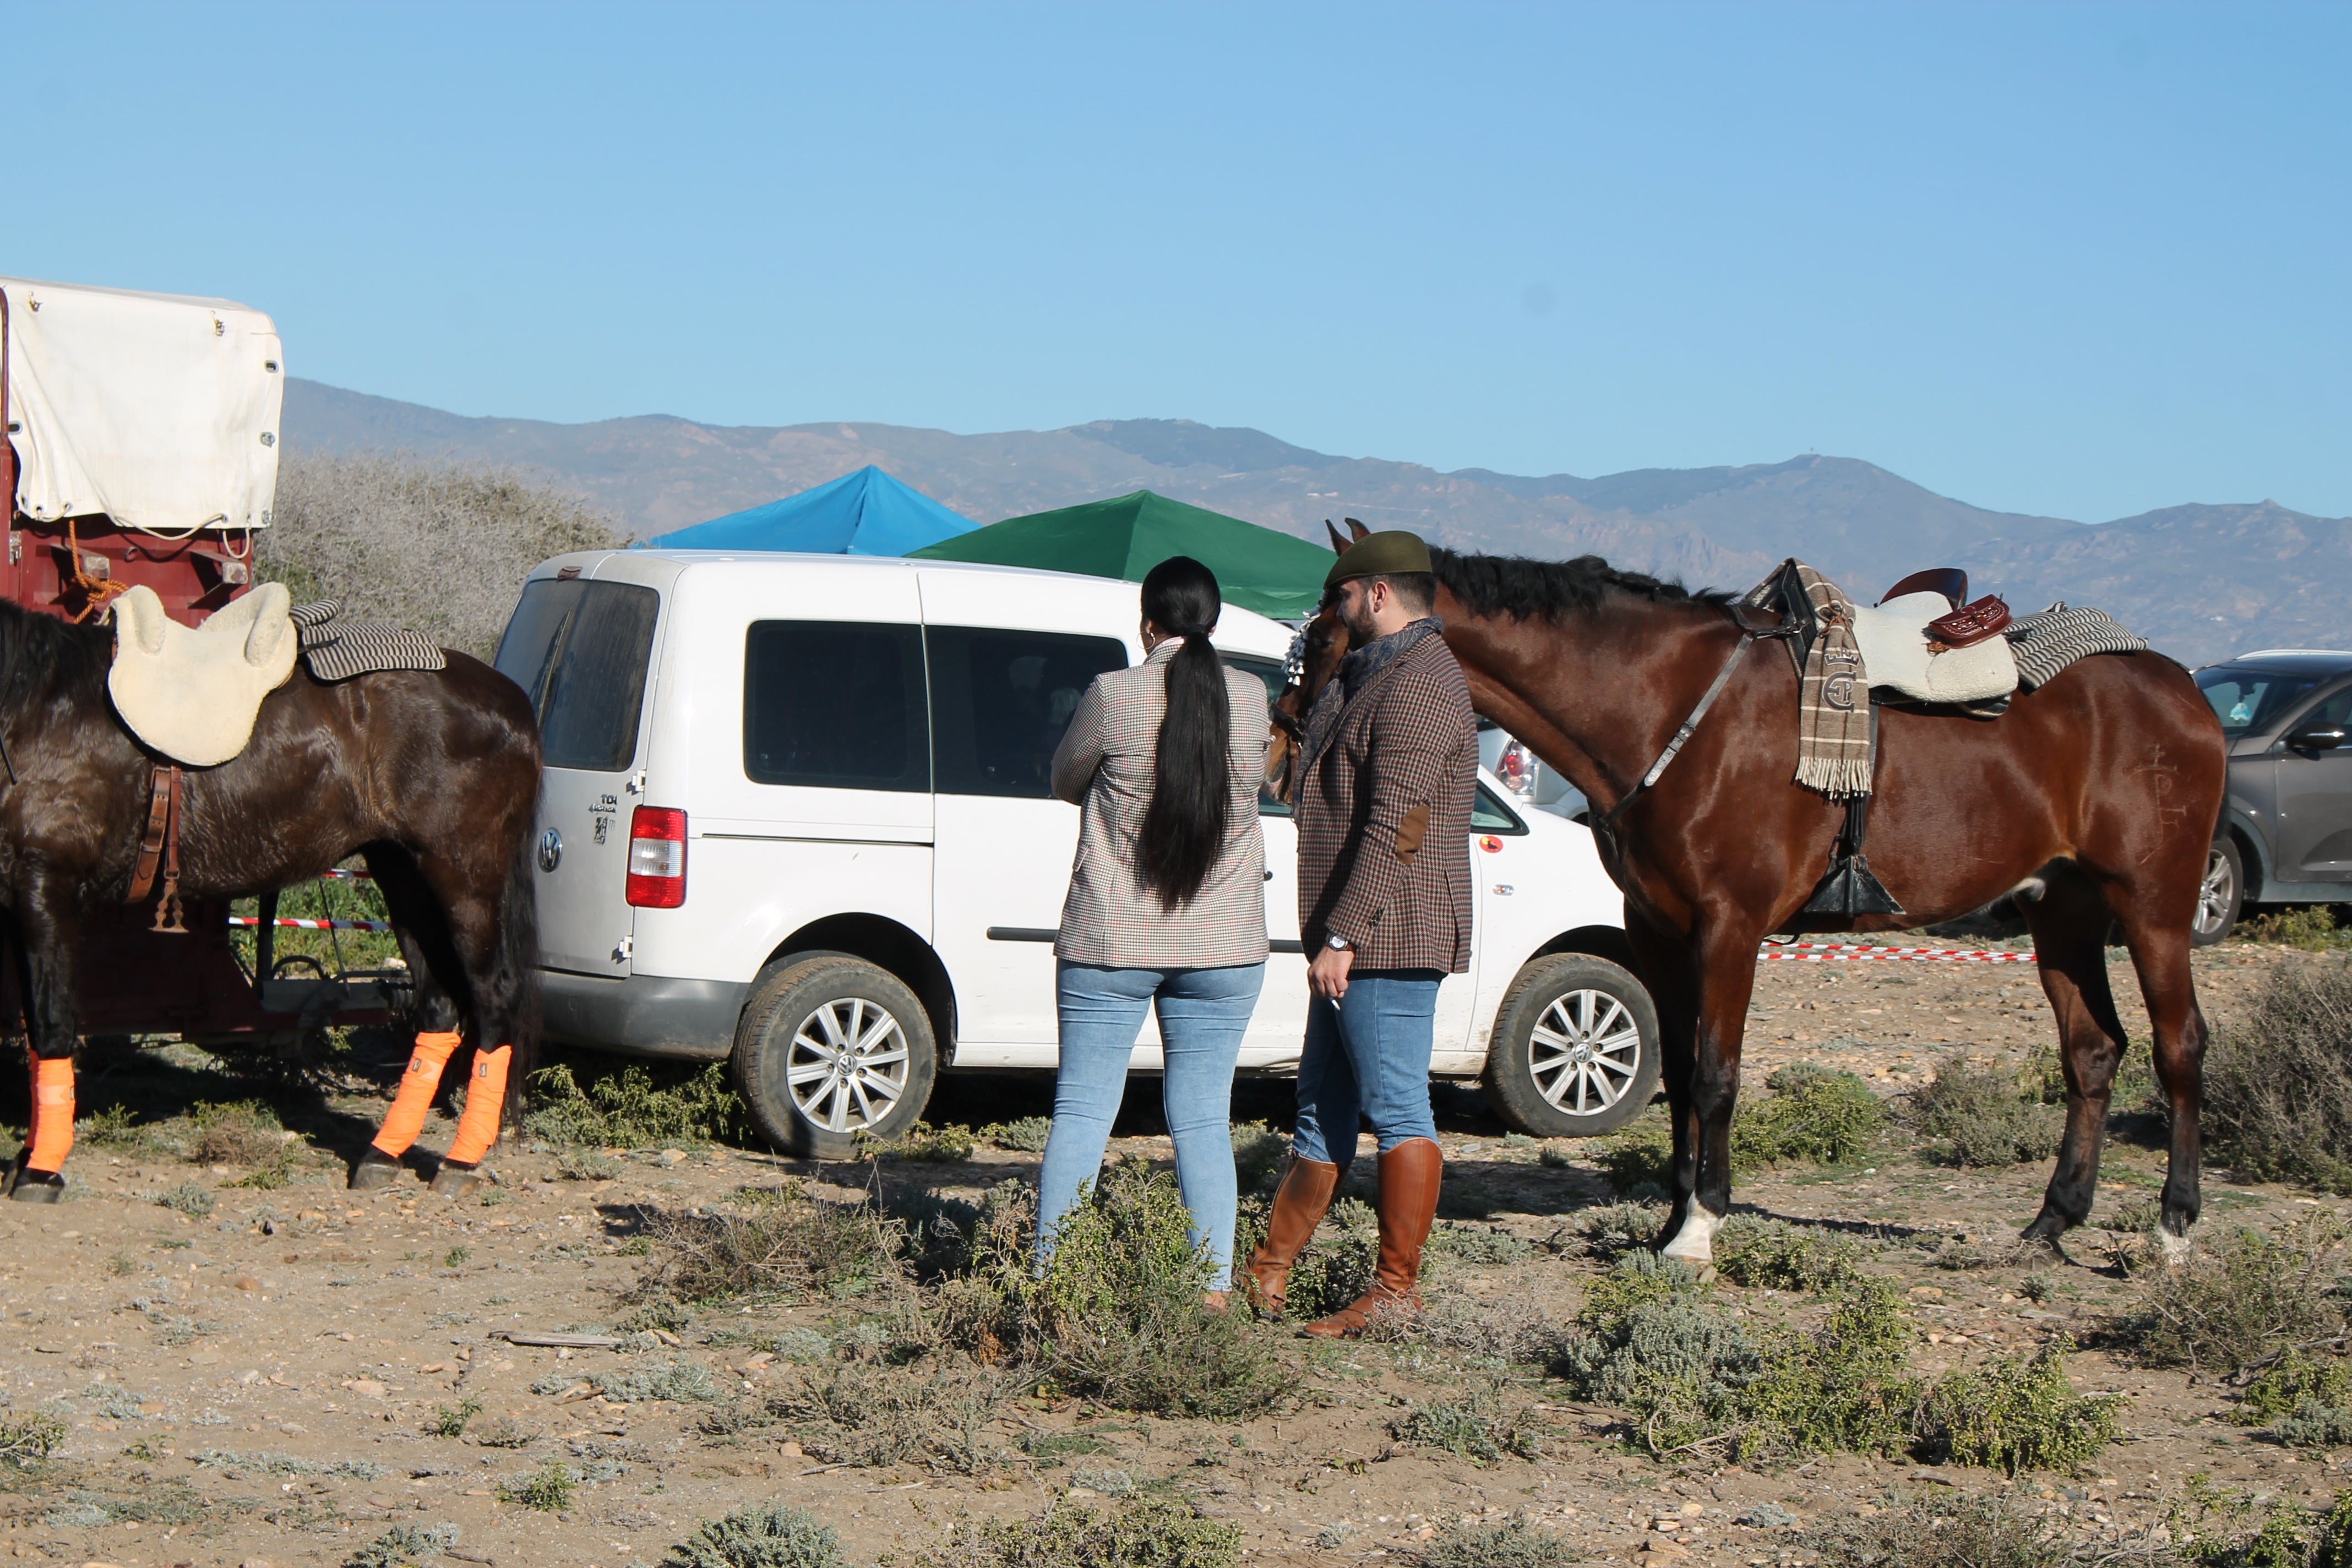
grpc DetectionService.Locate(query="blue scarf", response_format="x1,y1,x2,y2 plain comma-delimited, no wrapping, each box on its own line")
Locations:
1298,616,1444,777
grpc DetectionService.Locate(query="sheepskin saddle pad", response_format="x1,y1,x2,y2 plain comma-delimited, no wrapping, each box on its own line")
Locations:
1849,591,2019,706
107,582,299,767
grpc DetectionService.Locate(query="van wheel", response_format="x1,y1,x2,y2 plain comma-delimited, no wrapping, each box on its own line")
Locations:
2191,839,2243,948
731,955,938,1159
1480,954,1661,1139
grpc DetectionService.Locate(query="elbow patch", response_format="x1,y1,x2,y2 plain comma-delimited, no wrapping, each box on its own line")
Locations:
1395,802,1431,864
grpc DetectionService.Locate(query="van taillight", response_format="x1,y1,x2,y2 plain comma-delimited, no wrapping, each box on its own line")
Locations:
625,807,688,908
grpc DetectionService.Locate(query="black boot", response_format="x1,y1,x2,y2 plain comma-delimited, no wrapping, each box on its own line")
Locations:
349,1147,405,1191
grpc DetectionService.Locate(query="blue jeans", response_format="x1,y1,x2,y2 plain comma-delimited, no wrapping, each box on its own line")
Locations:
1290,969,1444,1174
1036,960,1267,1281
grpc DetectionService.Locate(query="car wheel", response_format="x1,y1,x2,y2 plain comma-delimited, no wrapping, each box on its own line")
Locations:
2191,839,2244,948
731,954,939,1159
1480,953,1662,1139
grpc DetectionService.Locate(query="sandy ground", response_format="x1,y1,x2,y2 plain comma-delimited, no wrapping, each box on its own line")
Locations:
0,938,2334,1568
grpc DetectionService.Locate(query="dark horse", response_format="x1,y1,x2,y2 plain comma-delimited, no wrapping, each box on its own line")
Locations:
1274,529,2226,1264
0,597,542,1199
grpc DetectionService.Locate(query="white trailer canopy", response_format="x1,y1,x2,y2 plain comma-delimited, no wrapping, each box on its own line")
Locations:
2,275,283,535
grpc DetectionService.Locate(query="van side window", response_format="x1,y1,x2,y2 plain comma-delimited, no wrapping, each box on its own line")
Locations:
494,578,661,772
1223,653,1293,819
743,622,930,791
928,627,1126,798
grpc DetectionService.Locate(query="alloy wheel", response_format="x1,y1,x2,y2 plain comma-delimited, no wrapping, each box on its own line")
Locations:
787,997,912,1134
2196,849,2236,938
1527,988,1643,1115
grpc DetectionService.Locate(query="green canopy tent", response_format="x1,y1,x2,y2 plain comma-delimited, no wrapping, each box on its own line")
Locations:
905,489,1333,619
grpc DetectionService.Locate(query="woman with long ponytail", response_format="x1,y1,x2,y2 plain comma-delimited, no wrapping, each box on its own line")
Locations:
1039,556,1270,1304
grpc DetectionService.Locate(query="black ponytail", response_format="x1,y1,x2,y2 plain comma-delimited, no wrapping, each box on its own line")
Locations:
1137,556,1233,908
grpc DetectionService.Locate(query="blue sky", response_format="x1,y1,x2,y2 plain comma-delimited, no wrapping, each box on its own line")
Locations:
7,1,2345,522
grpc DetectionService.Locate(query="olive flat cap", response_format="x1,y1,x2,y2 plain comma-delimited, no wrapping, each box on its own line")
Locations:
1325,529,1433,589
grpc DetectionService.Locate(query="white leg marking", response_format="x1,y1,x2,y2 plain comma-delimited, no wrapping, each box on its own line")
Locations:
1659,1204,1723,1266
2157,1223,2194,1264
2007,876,2049,903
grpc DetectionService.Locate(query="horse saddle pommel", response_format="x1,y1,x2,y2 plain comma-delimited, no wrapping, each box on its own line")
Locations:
106,582,299,767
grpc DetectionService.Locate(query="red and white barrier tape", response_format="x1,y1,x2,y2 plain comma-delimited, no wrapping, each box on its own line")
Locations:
1760,941,2036,963
229,916,392,932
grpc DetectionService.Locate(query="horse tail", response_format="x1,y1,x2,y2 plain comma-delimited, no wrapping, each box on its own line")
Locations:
492,814,543,1126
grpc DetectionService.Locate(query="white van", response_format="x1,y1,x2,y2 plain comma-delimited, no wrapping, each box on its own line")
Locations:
493,551,1661,1157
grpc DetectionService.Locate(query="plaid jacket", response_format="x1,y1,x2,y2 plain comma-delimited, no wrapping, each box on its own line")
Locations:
1297,631,1477,973
1049,642,1270,969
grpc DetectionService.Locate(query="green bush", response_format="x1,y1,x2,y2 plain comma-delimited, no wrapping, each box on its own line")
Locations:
745,1360,1009,1475
1278,1198,1379,1321
1391,1389,1542,1463
1714,1217,1866,1292
344,1524,464,1568
1575,1200,1664,1255
2204,956,2352,1193
1593,1065,1885,1193
498,1461,578,1512
1904,1054,2060,1167
2242,1348,2352,1424
1231,1121,1287,1192
894,1493,1242,1568
1914,1346,2126,1475
1555,1254,1765,1455
661,1500,847,1568
524,1059,743,1149
2110,1217,2348,1374
0,1411,66,1467
1032,1160,1298,1418
2240,907,2350,951
978,1115,1053,1153
427,1397,481,1438
152,1180,215,1219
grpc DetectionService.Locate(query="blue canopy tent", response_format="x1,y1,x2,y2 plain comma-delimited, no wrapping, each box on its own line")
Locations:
646,465,978,555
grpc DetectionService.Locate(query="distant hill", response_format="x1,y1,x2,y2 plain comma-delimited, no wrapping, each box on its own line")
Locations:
281,379,2348,666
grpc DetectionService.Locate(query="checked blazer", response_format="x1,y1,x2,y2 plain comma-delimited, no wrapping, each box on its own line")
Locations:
1296,629,1478,973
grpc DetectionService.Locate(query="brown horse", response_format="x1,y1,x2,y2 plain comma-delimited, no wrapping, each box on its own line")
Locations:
0,597,542,1198
1275,526,2226,1264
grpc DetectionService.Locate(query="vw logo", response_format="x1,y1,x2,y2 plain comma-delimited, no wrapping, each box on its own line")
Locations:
537,828,563,873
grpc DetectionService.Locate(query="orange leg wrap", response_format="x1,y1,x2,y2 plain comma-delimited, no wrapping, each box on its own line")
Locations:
26,1055,74,1174
371,1031,462,1158
445,1046,512,1165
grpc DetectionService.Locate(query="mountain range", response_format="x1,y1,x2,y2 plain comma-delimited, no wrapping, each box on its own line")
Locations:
281,378,2349,666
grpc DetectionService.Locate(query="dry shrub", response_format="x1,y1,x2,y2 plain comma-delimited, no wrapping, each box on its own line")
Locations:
1904,1054,2062,1168
188,1100,286,1166
1390,1386,1546,1462
2204,956,2352,1192
263,450,622,660
2109,1216,2348,1374
525,1059,743,1150
1414,1515,1576,1568
858,1122,977,1163
1230,1121,1287,1192
741,1361,1012,1475
1364,1287,1566,1365
2239,906,2351,952
636,1185,903,1306
977,1116,1052,1153
1807,1493,2059,1568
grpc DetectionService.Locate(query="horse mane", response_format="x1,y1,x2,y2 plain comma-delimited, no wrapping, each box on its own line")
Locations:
0,597,115,715
1429,547,1735,622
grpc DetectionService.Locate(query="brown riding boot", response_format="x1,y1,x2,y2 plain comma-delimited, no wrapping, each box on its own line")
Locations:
1244,1157,1340,1319
1303,1138,1442,1339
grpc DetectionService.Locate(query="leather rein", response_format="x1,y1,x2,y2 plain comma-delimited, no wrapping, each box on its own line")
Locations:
1589,601,1803,847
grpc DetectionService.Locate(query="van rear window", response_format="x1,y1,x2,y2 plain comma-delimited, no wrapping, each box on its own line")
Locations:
494,578,661,772
744,621,929,791
928,627,1126,798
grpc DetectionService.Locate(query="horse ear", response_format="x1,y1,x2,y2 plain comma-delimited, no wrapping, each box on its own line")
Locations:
1325,519,1348,554
1344,518,1370,542
113,586,168,656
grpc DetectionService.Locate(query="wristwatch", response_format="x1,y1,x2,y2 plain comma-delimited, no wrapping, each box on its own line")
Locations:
1325,934,1352,951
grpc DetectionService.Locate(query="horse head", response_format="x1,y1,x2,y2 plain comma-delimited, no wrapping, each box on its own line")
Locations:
1262,519,1368,803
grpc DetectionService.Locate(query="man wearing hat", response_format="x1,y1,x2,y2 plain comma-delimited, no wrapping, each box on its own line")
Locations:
1246,530,1477,1337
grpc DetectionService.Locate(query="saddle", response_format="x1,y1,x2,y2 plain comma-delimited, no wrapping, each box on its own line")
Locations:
107,582,298,767
1849,573,2018,707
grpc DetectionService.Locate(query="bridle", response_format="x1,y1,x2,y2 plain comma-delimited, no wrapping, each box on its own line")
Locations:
1588,601,1803,850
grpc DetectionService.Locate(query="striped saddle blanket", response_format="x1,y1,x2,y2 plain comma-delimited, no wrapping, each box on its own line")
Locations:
289,599,448,683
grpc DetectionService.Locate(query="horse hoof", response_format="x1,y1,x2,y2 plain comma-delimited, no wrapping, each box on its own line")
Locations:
1658,1205,1723,1268
2157,1226,2195,1265
6,1169,63,1204
349,1150,404,1191
431,1160,483,1197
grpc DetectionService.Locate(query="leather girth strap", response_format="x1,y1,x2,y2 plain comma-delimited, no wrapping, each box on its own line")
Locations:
127,764,189,934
